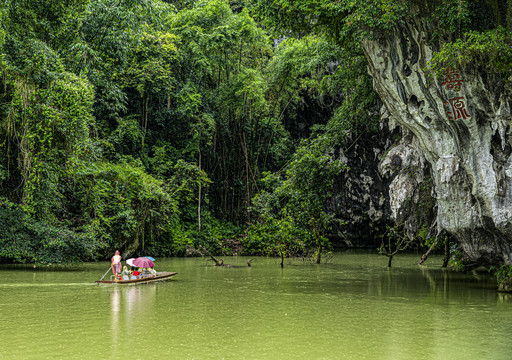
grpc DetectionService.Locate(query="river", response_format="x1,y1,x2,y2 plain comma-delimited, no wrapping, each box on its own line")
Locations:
1,252,511,359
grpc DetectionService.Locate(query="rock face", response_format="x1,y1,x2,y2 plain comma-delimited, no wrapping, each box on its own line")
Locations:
362,16,512,267
329,127,394,248
379,130,436,241
328,120,436,250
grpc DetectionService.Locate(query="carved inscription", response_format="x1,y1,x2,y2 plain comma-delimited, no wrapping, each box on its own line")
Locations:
441,68,471,120
441,68,464,92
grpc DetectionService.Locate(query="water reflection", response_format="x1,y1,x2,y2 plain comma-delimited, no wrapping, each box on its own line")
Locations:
109,285,157,350
109,285,157,313
125,286,142,312
2,254,512,359
111,288,121,313
363,264,499,306
110,288,121,349
497,292,512,304
110,284,156,331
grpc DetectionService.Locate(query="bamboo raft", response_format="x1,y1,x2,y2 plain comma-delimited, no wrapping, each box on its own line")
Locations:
95,271,178,285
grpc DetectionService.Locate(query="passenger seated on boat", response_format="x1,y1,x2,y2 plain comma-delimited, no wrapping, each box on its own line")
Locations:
130,269,141,280
141,268,154,278
149,268,156,276
122,266,130,281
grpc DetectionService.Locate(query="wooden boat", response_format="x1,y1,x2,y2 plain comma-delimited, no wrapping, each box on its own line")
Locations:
95,271,178,285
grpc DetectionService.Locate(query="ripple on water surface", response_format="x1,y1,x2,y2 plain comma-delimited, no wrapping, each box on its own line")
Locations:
1,253,512,360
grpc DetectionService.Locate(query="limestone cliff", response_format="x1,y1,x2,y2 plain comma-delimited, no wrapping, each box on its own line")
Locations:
362,17,512,267
328,120,437,250
379,130,437,242
328,126,394,248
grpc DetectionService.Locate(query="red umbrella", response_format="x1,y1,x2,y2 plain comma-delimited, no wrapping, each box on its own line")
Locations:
132,257,155,268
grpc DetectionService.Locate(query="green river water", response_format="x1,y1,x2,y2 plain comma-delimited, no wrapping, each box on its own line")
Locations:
1,252,511,360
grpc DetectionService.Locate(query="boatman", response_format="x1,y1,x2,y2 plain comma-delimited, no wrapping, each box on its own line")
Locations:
111,250,122,280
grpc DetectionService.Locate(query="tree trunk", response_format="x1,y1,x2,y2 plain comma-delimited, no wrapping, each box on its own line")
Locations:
316,247,322,264
198,138,202,234
199,245,224,266
241,132,250,210
442,238,450,268
388,255,393,268
418,237,440,265
142,94,149,147
316,233,322,264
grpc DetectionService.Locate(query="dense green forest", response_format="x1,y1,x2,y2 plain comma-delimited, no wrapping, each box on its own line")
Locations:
1,0,510,264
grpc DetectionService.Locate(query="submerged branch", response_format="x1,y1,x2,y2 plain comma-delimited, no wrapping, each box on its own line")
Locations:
198,245,225,266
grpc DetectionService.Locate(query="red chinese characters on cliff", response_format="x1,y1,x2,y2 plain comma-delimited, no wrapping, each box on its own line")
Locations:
441,68,464,92
441,68,471,120
449,97,471,120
